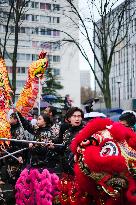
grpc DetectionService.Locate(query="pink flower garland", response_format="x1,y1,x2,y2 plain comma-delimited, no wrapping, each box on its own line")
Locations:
15,168,59,205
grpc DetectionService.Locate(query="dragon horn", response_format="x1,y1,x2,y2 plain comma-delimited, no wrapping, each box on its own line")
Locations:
38,51,47,59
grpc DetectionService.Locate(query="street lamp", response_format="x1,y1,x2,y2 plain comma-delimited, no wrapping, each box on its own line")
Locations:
117,81,121,108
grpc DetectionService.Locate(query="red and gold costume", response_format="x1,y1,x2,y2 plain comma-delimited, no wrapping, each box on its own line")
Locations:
0,57,12,143
59,118,136,205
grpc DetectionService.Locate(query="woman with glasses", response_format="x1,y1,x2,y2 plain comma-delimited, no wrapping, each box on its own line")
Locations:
61,107,84,174
58,107,85,204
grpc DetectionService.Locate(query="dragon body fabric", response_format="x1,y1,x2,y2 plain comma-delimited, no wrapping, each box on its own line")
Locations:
0,57,12,142
59,118,136,205
0,52,48,142
16,52,48,117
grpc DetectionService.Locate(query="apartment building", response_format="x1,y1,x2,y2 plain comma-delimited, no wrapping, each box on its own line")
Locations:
0,0,80,106
94,0,136,110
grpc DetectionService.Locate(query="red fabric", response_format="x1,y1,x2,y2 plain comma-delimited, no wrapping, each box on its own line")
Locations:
84,146,127,174
70,118,113,153
70,118,136,205
38,51,47,59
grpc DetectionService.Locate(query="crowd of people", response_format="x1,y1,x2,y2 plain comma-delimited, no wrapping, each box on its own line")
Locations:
0,105,85,204
0,105,136,205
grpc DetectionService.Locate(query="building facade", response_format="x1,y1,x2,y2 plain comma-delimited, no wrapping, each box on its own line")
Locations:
94,0,136,110
0,0,80,106
80,70,91,88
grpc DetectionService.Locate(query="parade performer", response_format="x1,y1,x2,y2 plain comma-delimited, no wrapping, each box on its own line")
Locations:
16,51,48,117
0,51,48,184
14,52,59,205
0,56,12,143
57,107,87,204
15,113,59,205
66,117,136,205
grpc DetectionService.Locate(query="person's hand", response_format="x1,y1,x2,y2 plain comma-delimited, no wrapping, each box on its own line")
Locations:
29,143,33,148
18,156,23,164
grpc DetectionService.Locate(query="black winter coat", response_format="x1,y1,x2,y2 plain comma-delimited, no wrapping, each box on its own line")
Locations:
17,113,59,169
61,123,84,174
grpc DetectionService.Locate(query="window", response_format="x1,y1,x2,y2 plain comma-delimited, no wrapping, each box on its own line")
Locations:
32,27,39,34
40,16,51,23
3,12,8,18
40,28,46,35
40,28,51,35
47,55,52,62
32,15,39,21
25,1,29,7
25,27,30,34
46,3,51,10
31,1,39,9
17,67,21,73
46,16,51,23
26,14,31,21
32,41,38,48
53,56,60,62
40,3,45,9
3,25,6,32
21,27,25,33
21,67,26,73
10,26,14,33
10,12,14,19
53,4,60,11
53,17,60,23
21,14,25,20
17,54,26,61
40,16,45,22
16,80,25,88
53,68,60,76
26,54,30,61
46,29,51,35
35,27,39,34
4,53,10,59
53,30,60,36
7,66,12,73
32,54,38,61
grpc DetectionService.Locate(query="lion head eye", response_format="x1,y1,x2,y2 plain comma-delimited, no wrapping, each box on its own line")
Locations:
89,138,99,146
100,141,119,157
81,139,90,146
80,137,99,147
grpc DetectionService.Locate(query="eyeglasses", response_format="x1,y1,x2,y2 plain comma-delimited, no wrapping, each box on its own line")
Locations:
72,115,82,118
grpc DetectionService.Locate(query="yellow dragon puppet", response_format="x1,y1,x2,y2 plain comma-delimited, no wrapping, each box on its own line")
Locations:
0,55,12,143
16,51,48,117
0,51,48,143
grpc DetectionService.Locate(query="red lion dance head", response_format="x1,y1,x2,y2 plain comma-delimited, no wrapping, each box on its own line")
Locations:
70,118,136,205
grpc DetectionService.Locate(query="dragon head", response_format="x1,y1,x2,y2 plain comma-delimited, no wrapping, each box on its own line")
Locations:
15,51,48,117
29,51,48,79
70,118,136,205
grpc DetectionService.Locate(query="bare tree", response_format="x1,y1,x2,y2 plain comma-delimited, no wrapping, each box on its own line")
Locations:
62,0,134,108
81,86,95,104
0,0,30,102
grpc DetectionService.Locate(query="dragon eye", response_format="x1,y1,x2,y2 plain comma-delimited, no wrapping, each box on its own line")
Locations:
80,137,99,147
89,138,99,146
100,141,119,157
81,139,90,146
